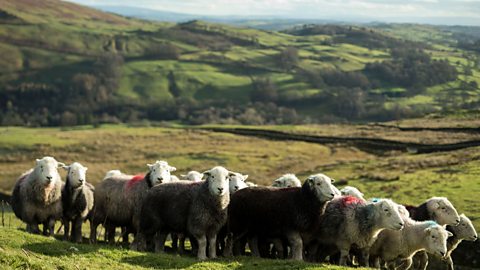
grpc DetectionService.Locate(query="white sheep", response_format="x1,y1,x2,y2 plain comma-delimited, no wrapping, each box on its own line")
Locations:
180,171,204,182
103,170,124,179
11,156,65,236
370,219,452,270
271,174,301,188
442,214,477,270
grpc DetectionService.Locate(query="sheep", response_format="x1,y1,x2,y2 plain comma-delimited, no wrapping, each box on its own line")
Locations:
132,166,231,260
405,197,460,269
104,170,124,179
229,172,248,194
340,186,365,200
271,173,301,188
246,181,257,187
180,171,204,182
370,219,452,270
311,196,405,266
61,162,94,243
440,214,477,270
90,160,176,244
11,156,65,236
226,173,337,261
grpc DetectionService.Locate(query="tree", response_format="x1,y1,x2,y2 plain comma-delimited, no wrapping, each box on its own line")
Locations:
250,77,278,103
279,47,299,71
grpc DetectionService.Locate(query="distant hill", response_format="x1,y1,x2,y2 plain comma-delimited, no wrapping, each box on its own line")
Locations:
0,0,479,126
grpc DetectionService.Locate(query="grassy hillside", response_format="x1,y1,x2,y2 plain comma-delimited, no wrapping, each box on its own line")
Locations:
1,0,480,126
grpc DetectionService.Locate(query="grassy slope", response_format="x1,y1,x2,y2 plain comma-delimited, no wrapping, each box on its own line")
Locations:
1,0,480,119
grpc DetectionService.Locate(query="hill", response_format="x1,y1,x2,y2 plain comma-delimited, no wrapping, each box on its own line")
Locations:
0,0,480,126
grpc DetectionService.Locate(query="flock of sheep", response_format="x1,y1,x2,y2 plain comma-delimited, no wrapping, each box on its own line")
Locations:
10,156,478,270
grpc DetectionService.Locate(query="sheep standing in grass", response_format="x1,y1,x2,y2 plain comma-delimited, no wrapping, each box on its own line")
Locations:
90,160,176,244
406,197,460,269
61,162,94,243
370,202,452,270
181,171,204,182
133,166,231,260
271,174,301,188
312,196,404,266
11,156,65,236
441,214,477,270
227,173,337,260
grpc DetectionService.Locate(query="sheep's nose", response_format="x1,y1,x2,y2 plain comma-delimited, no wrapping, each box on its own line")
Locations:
46,176,52,181
234,186,239,190
330,193,335,197
455,219,460,225
218,187,224,192
474,235,478,240
157,177,163,181
440,251,445,257
399,222,404,228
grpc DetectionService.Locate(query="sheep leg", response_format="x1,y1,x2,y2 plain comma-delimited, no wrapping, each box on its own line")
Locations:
248,236,261,257
121,227,129,244
196,234,208,260
178,234,186,255
89,221,98,244
272,238,285,259
131,232,148,251
223,233,234,257
154,233,168,253
396,258,413,270
43,218,55,236
171,233,178,251
72,217,83,243
107,225,116,245
417,251,429,270
338,248,350,266
208,234,217,259
286,231,303,261
446,256,454,270
63,219,70,241
359,248,370,267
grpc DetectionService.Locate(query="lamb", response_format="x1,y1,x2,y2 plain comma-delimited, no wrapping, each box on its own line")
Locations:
441,214,477,270
369,219,452,270
271,173,301,188
104,170,124,179
90,160,176,244
311,196,404,266
132,166,231,260
11,156,65,236
229,172,248,194
227,173,337,260
340,186,365,200
405,197,460,269
180,171,204,182
61,162,94,243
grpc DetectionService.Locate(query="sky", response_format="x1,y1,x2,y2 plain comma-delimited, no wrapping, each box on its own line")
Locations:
67,0,480,25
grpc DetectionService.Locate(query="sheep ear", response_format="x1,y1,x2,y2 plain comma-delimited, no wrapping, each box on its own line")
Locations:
424,227,432,235
228,172,236,177
36,158,41,164
170,166,177,172
202,171,211,179
180,174,187,178
61,165,70,171
85,167,88,171
447,231,453,237
330,178,335,183
147,164,154,169
57,162,66,168
243,175,249,181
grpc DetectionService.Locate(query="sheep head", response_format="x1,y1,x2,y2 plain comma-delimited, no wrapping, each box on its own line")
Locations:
424,223,452,259
147,160,176,186
340,186,364,200
449,214,477,241
372,199,404,231
35,156,63,187
181,171,204,182
427,197,460,226
304,173,336,202
203,166,230,197
63,162,88,188
228,172,248,194
272,174,301,188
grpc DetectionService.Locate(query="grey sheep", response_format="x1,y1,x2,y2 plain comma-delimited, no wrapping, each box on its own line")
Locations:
61,162,94,243
90,160,176,244
312,196,404,266
11,156,65,236
442,214,477,270
132,166,231,260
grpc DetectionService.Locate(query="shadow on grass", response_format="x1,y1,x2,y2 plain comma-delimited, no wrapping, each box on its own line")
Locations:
22,239,105,256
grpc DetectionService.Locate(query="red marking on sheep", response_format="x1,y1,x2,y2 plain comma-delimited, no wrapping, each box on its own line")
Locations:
126,175,145,190
340,196,365,207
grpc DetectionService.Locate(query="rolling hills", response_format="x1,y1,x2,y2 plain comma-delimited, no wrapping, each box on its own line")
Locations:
0,0,480,126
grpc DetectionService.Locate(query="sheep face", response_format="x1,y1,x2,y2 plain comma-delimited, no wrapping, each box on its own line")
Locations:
397,204,410,219
451,214,478,241
340,186,364,199
34,156,63,186
424,225,452,258
203,166,230,196
428,197,460,226
147,160,176,186
272,174,301,188
229,172,248,194
306,173,336,202
181,171,204,182
63,162,88,188
373,199,404,231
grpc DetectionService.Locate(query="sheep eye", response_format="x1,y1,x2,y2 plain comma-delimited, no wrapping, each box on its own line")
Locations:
441,207,446,210
431,235,435,239
384,209,389,212
211,176,215,179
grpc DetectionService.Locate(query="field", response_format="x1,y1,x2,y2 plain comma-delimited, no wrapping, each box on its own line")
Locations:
0,119,480,269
